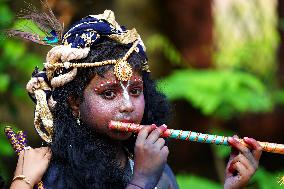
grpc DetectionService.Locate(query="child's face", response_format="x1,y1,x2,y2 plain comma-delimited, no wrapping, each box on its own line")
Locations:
79,69,145,140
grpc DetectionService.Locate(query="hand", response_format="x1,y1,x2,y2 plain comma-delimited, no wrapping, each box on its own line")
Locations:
130,124,169,189
13,147,52,187
224,136,262,189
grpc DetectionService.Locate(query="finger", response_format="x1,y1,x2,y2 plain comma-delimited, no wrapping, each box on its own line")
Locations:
146,125,167,143
154,138,166,150
136,124,157,145
44,150,52,160
243,137,262,161
232,161,248,177
228,136,255,163
228,136,240,162
228,145,239,162
39,147,50,155
229,154,253,171
161,146,169,157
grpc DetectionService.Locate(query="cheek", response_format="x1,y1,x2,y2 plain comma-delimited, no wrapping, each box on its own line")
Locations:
80,95,115,127
135,95,145,120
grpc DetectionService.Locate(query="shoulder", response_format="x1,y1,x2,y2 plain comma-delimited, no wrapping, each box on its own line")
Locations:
157,164,179,189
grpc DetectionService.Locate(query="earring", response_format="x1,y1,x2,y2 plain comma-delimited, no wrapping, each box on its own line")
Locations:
76,112,81,126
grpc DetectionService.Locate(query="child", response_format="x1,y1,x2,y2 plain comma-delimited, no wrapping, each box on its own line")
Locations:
9,8,261,189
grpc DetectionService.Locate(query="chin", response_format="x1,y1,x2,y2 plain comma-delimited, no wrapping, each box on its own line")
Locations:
109,131,132,140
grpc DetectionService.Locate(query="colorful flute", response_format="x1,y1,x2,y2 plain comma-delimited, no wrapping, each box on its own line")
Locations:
109,121,284,155
4,126,46,189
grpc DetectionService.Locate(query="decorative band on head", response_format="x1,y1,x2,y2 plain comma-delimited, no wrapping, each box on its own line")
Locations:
7,5,150,143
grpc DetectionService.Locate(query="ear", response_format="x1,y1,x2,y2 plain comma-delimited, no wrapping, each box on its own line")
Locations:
68,96,80,117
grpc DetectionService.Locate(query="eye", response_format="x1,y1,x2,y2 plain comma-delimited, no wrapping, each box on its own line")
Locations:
130,87,143,97
101,90,117,100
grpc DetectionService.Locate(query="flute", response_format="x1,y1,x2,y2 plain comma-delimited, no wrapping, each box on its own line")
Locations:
109,121,284,155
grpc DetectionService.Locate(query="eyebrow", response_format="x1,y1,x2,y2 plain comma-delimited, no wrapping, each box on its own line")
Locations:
128,80,143,85
93,80,143,91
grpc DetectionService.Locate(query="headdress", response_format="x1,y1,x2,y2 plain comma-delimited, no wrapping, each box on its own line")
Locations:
7,2,150,143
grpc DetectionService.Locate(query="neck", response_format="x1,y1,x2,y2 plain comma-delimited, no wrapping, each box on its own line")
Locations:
116,141,128,168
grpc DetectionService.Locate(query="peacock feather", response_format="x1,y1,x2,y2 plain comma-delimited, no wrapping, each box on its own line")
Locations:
6,0,63,46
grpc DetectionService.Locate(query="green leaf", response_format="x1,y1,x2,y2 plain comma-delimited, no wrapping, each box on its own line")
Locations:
3,40,26,62
0,73,10,92
17,54,43,75
0,125,14,157
250,167,284,189
0,3,13,26
146,34,183,65
12,83,26,100
158,69,273,119
176,174,221,189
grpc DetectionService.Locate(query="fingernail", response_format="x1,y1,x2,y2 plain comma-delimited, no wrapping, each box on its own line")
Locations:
151,124,157,129
161,124,167,129
228,163,234,173
228,137,233,141
243,137,249,140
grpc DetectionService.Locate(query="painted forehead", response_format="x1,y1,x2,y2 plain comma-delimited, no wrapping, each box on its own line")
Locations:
89,70,143,88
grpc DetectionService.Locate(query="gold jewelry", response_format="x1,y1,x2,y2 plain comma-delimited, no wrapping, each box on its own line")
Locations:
12,175,32,186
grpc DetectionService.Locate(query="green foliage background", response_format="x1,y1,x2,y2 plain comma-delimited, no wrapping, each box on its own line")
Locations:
0,0,284,188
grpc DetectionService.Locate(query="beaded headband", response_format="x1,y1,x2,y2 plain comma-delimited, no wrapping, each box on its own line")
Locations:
7,3,150,143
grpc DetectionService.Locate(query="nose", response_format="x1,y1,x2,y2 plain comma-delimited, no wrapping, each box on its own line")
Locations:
119,97,134,113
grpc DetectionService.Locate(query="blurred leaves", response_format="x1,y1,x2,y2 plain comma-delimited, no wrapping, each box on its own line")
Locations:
2,40,26,62
0,124,14,157
177,169,284,189
213,0,279,78
158,69,273,118
0,74,10,92
250,167,284,189
176,174,221,189
0,3,43,100
0,2,13,27
146,34,183,66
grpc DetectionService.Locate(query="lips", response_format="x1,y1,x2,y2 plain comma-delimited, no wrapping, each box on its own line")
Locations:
119,119,133,123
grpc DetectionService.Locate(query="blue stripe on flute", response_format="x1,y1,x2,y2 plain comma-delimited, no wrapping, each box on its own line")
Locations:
171,130,180,138
180,131,189,140
167,129,229,146
214,136,228,145
198,134,206,143
206,134,215,144
223,138,228,145
215,136,222,144
189,132,198,141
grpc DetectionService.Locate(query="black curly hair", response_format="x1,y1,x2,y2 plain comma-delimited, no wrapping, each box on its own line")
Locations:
42,39,171,189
